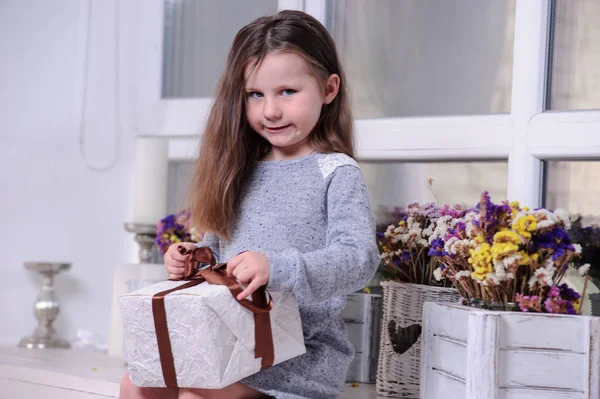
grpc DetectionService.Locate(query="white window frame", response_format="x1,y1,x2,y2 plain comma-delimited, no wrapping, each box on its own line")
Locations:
128,0,600,209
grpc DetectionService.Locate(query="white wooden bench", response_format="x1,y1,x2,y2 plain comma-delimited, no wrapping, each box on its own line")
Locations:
0,345,380,398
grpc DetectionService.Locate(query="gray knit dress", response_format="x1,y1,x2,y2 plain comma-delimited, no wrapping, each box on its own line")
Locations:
198,152,379,399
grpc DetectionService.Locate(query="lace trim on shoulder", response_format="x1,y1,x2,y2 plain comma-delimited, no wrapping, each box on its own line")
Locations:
317,153,359,179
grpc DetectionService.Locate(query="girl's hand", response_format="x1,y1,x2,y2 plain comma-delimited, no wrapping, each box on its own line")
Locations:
227,251,270,300
164,242,197,280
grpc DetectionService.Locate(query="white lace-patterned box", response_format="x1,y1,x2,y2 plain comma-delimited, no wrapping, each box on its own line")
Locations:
119,280,306,389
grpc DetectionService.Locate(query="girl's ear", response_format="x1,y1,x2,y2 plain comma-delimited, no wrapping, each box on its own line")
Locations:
323,74,340,105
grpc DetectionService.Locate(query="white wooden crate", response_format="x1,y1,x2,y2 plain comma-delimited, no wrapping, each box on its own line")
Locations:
420,302,600,399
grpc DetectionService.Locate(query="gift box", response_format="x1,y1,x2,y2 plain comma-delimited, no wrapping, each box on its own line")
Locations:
118,247,306,388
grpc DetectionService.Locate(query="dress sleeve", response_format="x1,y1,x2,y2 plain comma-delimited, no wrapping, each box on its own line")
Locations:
265,165,379,303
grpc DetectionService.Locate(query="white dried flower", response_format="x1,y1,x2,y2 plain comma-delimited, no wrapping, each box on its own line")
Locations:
429,215,452,243
409,226,423,237
455,270,471,279
493,260,507,279
528,275,539,289
465,214,479,238
536,220,555,230
573,243,582,254
486,273,501,285
579,263,591,276
554,208,571,229
422,224,435,237
502,252,522,268
534,267,554,286
384,225,395,238
444,237,460,254
433,267,443,281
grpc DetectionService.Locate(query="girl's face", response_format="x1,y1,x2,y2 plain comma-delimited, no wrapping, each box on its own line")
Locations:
245,51,339,161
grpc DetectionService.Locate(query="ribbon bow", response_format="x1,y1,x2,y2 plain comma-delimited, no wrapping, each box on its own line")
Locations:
151,246,275,388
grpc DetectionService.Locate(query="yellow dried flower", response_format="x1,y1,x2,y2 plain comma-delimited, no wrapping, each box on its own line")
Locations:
491,231,521,259
573,298,582,312
519,251,531,264
494,231,521,244
469,242,493,280
491,242,519,259
513,214,537,239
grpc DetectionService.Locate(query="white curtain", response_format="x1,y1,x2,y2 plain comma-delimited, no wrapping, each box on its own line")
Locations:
328,0,515,214
544,0,600,225
162,0,278,98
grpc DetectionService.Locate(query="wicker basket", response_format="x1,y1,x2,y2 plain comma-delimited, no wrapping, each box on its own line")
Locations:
376,280,460,398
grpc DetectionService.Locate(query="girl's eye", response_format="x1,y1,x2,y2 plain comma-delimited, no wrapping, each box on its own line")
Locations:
247,92,263,99
281,89,296,96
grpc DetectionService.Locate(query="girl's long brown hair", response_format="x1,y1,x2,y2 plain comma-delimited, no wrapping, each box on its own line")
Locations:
188,10,354,239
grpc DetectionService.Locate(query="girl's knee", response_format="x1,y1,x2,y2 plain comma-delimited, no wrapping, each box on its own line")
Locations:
120,372,179,399
119,373,136,399
178,388,206,399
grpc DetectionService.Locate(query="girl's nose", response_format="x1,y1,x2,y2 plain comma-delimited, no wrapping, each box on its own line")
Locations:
263,98,282,120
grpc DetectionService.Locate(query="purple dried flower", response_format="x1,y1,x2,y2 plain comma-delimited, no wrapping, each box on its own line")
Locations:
558,283,580,301
547,285,560,298
428,238,447,257
155,209,200,255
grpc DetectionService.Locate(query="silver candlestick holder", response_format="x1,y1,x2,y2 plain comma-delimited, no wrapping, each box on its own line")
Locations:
124,222,157,263
19,262,71,349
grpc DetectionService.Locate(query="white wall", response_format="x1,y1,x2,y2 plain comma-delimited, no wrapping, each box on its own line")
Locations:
0,0,139,346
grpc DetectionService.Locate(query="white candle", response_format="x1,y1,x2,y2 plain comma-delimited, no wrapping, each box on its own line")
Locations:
132,136,168,225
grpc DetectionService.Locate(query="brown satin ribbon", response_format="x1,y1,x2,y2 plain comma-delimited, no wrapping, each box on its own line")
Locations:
151,246,275,388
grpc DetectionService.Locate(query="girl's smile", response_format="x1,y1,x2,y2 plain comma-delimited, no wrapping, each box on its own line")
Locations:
244,51,339,161
264,124,292,133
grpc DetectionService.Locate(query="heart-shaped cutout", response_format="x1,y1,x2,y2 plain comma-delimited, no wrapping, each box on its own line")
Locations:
388,320,422,355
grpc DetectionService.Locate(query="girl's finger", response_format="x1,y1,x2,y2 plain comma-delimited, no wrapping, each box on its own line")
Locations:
170,248,190,262
226,254,244,277
232,263,248,279
166,264,184,273
235,267,254,284
237,279,262,301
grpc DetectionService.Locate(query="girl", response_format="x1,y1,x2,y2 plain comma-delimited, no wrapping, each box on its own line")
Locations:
120,9,379,399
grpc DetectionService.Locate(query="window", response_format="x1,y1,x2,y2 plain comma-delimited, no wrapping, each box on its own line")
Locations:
162,0,278,98
544,161,600,226
166,160,195,214
134,0,600,229
362,161,508,229
546,0,600,111
328,0,516,118
167,160,508,232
